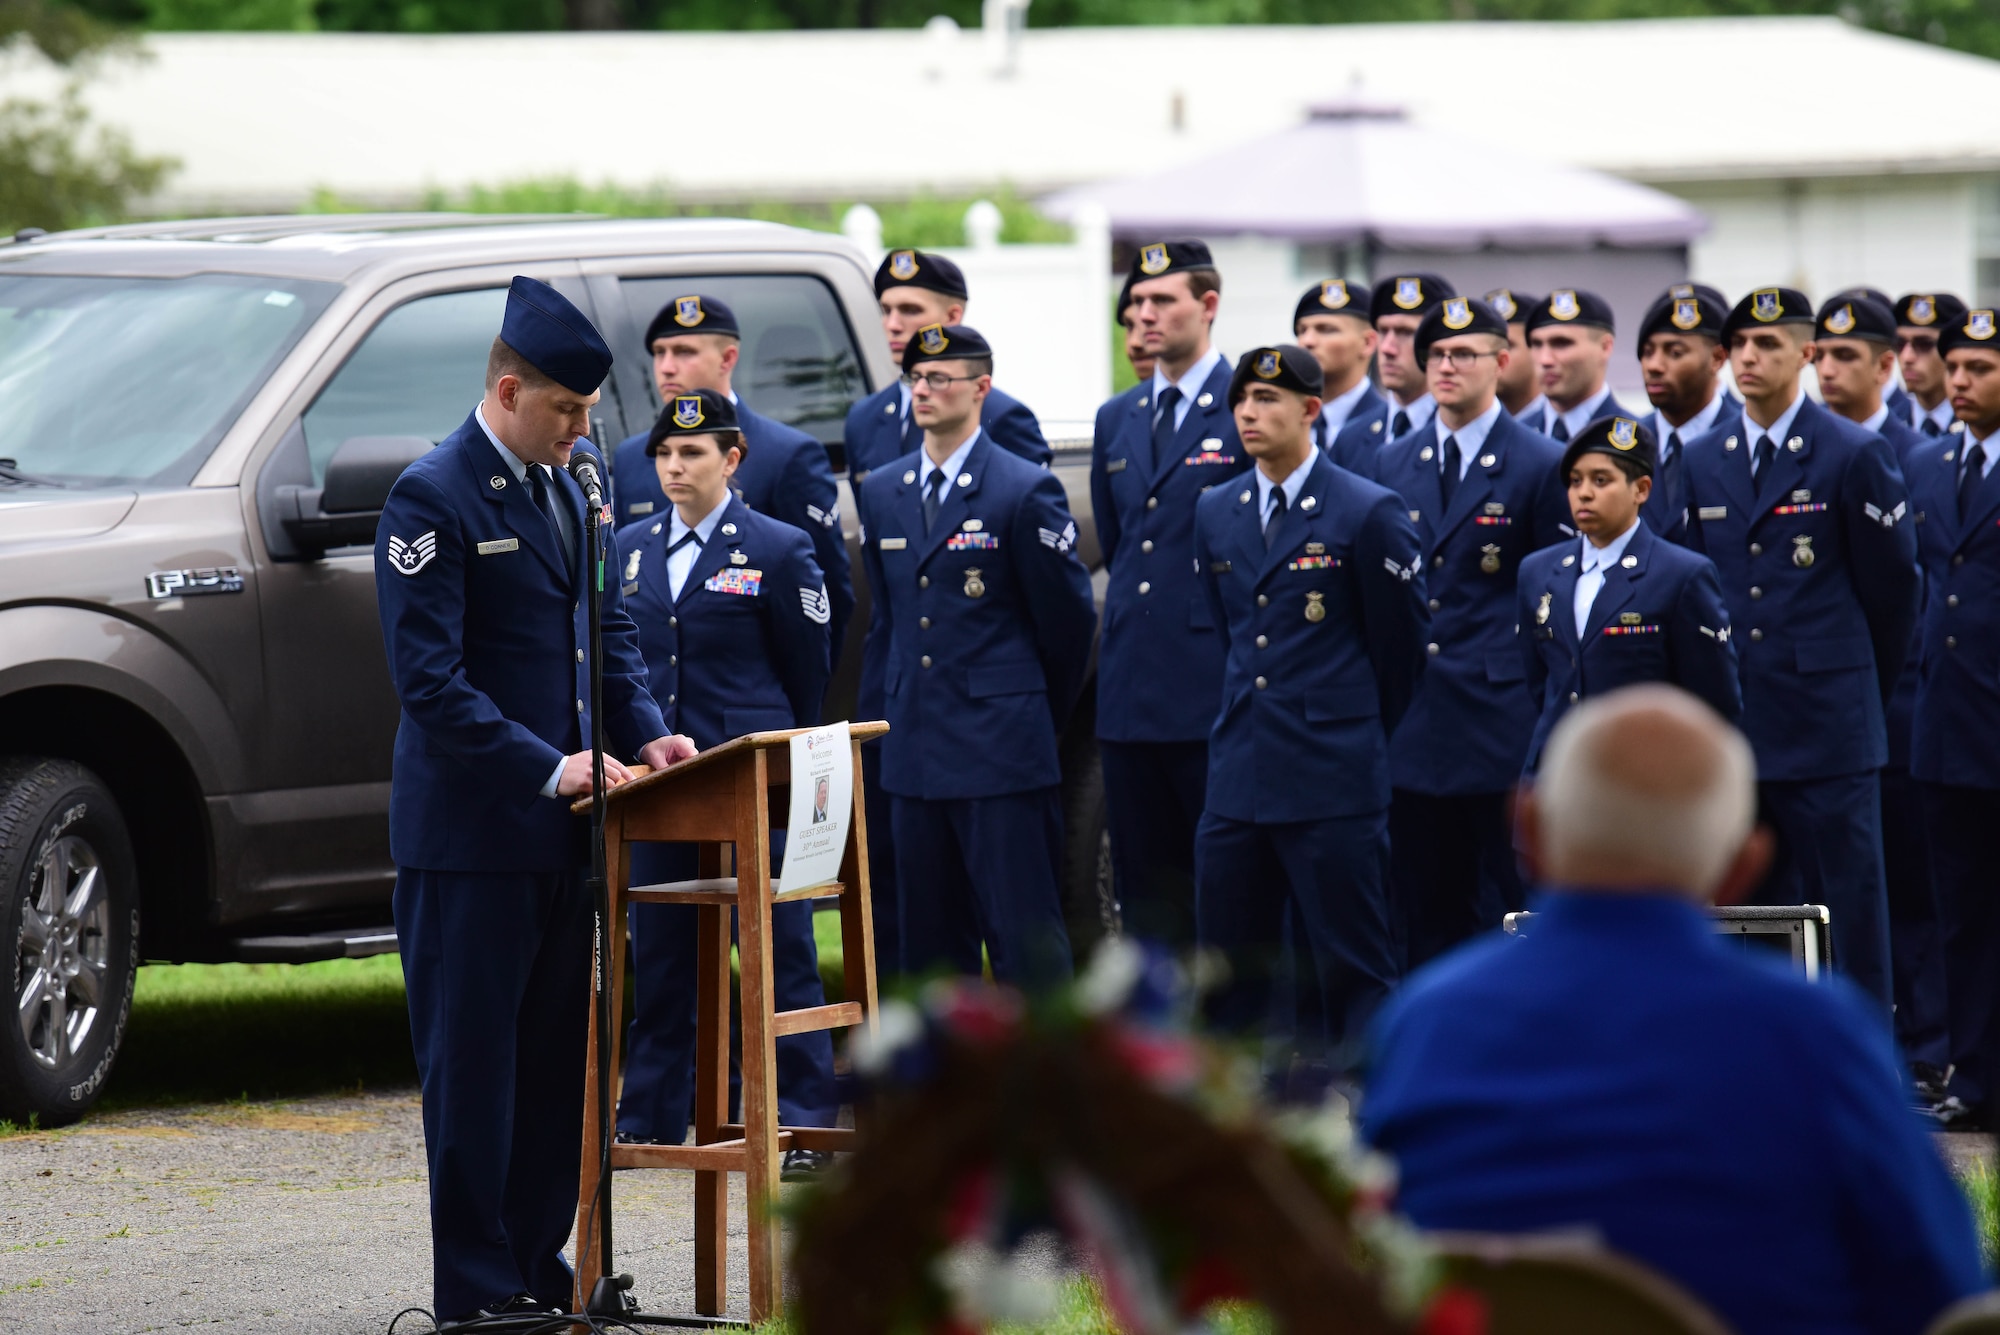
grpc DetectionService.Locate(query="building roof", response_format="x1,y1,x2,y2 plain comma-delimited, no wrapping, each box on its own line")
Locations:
1042,98,1706,247
31,17,2000,210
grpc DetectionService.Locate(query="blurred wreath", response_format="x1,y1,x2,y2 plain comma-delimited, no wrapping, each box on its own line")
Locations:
789,941,1486,1335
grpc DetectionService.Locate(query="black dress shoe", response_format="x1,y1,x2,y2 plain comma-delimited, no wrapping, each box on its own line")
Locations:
615,1131,663,1145
438,1293,565,1331
780,1148,833,1181
1913,1062,1952,1107
1932,1096,1988,1132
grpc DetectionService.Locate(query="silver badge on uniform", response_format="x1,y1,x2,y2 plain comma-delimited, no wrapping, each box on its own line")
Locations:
1480,544,1502,574
963,567,985,598
1792,535,1815,568
490,475,507,490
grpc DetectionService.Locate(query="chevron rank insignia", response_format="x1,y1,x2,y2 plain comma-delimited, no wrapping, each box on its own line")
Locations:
387,531,437,575
1862,501,1907,527
1039,520,1077,553
800,585,831,624
806,503,839,528
1383,557,1412,582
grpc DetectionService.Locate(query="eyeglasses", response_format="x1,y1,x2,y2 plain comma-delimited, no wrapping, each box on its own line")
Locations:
1423,348,1501,371
1895,335,1939,355
902,371,982,392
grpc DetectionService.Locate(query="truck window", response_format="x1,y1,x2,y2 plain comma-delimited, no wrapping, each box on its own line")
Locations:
617,274,865,449
0,273,335,488
301,287,506,484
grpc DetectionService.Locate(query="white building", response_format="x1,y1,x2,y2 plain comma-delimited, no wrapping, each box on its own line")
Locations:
31,17,2000,304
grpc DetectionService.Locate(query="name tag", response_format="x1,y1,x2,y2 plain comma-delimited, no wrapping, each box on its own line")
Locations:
880,537,908,550
1698,506,1728,521
476,538,519,555
1210,560,1232,573
629,501,654,515
1106,458,1128,474
622,581,638,596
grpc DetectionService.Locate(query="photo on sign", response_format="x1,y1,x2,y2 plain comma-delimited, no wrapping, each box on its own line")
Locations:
779,722,853,895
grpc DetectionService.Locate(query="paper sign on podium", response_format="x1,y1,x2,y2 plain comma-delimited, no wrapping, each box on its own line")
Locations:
779,721,852,894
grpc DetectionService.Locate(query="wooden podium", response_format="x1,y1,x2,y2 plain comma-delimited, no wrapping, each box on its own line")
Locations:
571,722,887,1323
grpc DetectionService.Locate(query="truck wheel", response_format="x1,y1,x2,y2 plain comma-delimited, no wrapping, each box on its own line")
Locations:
0,759,139,1126
1059,729,1118,962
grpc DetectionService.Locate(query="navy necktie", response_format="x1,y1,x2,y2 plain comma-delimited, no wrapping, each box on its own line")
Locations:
1313,417,1327,454
1153,386,1183,460
900,397,918,452
1923,417,1944,439
923,470,946,534
1551,416,1571,443
1391,409,1411,439
1440,435,1462,509
528,465,574,580
1961,443,1987,521
1660,430,1683,502
1263,487,1287,550
1752,434,1776,496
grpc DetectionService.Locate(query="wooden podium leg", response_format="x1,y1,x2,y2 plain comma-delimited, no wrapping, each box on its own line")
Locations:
693,841,729,1316
739,751,782,1322
574,818,630,1310
838,736,881,1140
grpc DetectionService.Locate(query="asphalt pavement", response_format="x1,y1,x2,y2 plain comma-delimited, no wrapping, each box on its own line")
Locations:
0,1087,759,1334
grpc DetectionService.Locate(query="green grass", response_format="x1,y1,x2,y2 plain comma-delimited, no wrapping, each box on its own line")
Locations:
1963,1159,2000,1271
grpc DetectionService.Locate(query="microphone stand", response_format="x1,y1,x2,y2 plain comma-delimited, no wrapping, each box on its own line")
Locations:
575,449,618,1299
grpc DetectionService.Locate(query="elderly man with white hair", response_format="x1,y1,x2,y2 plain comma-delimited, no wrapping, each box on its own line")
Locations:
1361,684,1985,1335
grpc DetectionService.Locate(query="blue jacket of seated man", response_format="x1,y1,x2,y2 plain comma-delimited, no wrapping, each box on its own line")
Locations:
1364,409,1571,794
1091,355,1249,743
1516,520,1742,771
1192,451,1430,823
375,417,665,872
1364,890,1986,1335
856,432,1096,800
614,495,831,748
610,398,853,661
1678,395,1918,781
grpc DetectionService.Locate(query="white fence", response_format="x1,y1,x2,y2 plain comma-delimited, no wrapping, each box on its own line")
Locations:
842,201,1111,431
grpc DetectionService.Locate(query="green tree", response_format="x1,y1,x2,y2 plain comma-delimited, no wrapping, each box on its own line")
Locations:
0,1,175,233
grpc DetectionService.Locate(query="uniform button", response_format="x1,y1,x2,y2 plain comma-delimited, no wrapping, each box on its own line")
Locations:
1257,594,1269,608
1570,692,1580,703
1948,594,1960,608
1749,629,1763,642
1955,554,1966,566
919,616,931,629
1749,586,1762,600
920,655,933,668
667,694,676,705
1146,497,1159,510
1427,642,1440,656
576,649,584,663
920,575,930,588
1428,598,1440,612
1138,581,1151,595
576,699,585,713
1255,634,1268,649
1948,636,1959,649
669,655,678,666
1749,542,1763,557
1254,676,1267,689
1141,540,1154,553
669,616,678,627
1433,556,1444,569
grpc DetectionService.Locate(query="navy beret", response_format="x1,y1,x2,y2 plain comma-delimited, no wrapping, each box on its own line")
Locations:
1638,283,1729,342
1937,307,2000,357
1482,288,1535,325
1128,239,1217,285
900,322,993,371
1831,286,1894,312
1525,288,1615,334
1228,344,1324,406
1722,286,1815,336
500,275,613,396
1895,291,1969,331
1815,294,1898,346
1117,274,1137,321
1294,278,1368,328
1415,296,1509,365
643,294,739,348
647,388,741,454
1370,272,1455,322
1561,413,1657,480
875,249,969,300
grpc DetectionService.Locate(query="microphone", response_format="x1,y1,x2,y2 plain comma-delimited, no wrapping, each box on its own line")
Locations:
568,452,605,509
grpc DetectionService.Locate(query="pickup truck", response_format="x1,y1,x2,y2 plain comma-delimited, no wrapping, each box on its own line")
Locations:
0,214,1111,1125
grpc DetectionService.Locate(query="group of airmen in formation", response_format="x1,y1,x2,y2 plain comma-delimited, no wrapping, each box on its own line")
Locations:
370,237,2000,1323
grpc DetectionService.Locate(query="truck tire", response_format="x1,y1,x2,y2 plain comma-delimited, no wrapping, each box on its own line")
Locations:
0,758,139,1126
1059,727,1117,963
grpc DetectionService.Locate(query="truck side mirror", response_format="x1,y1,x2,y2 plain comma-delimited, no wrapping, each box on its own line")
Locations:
271,435,431,559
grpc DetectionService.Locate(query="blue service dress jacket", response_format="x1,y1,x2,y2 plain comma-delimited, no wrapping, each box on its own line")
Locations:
844,382,1052,480
1192,453,1430,824
1364,411,1571,794
1515,521,1741,771
1522,392,1642,439
1640,391,1742,547
1362,891,1985,1335
1908,432,2000,789
1327,392,1396,475
856,433,1097,800
1090,357,1249,743
1878,413,1929,770
374,414,667,873
1678,397,1919,782
614,497,831,749
1316,384,1389,460
610,400,852,659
